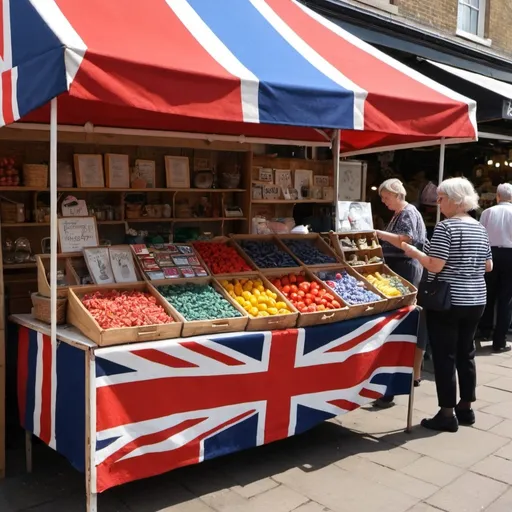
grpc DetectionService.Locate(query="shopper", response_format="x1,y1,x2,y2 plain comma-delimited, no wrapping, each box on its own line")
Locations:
374,178,427,408
478,183,512,353
402,177,492,433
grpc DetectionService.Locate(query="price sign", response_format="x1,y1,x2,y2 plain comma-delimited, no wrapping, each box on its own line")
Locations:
263,184,281,200
58,217,99,253
259,168,274,183
314,175,330,187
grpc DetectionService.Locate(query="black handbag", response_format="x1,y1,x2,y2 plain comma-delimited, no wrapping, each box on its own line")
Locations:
417,275,451,311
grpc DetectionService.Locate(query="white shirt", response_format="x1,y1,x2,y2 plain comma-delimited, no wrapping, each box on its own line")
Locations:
480,202,512,248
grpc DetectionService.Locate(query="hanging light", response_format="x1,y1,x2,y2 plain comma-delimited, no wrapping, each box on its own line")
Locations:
505,161,509,167
487,159,494,165
495,162,501,168
371,186,377,191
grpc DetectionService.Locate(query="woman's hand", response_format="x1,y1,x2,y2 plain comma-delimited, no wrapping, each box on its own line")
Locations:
375,230,387,240
401,241,418,258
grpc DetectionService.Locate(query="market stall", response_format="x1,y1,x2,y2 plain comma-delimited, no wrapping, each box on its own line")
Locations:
0,0,478,508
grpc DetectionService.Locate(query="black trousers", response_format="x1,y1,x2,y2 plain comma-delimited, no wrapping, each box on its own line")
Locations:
480,248,512,348
427,305,484,408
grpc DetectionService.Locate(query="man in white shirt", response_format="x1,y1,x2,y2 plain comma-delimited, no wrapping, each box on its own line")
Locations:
479,183,512,353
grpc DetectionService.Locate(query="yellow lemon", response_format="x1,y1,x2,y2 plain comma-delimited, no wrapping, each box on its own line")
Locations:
256,285,265,293
279,308,290,315
276,301,286,309
252,288,261,297
236,296,245,306
229,291,236,298
267,307,278,316
226,283,234,293
257,303,268,312
242,291,252,300
234,284,243,296
267,297,277,307
250,296,258,306
220,280,229,288
250,306,259,317
244,303,252,312
257,295,268,304
260,310,270,317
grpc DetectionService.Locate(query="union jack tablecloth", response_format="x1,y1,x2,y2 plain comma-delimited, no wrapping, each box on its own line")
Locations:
17,306,419,492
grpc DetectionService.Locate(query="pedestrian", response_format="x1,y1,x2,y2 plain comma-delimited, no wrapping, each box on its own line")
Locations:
478,183,512,353
374,178,427,408
402,177,493,433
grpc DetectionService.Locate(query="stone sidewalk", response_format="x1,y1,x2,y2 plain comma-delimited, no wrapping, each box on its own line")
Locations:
1,340,512,512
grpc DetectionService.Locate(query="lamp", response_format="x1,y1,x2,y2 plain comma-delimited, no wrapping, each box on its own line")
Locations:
487,159,494,165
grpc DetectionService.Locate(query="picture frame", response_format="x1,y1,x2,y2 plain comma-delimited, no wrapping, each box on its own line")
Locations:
109,245,138,283
263,184,281,200
58,216,99,253
258,168,274,183
105,154,130,188
294,169,313,199
165,156,190,188
275,169,292,190
74,154,105,188
84,246,115,284
132,159,156,188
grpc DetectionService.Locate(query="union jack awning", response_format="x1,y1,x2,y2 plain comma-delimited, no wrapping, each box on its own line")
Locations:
3,0,476,152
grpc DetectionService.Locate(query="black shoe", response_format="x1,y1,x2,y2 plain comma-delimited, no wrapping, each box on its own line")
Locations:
414,379,422,388
374,396,395,409
421,412,459,433
455,407,475,426
492,345,512,353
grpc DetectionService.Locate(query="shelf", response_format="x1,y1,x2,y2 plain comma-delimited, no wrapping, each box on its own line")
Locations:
126,217,246,223
251,199,333,204
1,220,126,227
0,187,246,193
3,262,37,269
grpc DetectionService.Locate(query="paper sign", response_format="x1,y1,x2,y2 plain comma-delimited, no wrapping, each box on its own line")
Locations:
258,168,274,183
275,170,292,189
61,195,88,217
58,217,99,253
84,247,115,284
109,246,138,283
263,184,281,200
314,175,330,187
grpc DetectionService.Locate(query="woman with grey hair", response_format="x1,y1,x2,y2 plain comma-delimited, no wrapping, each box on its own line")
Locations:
403,178,493,433
374,178,427,407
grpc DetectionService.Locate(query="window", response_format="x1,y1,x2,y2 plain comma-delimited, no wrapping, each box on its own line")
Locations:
457,0,486,37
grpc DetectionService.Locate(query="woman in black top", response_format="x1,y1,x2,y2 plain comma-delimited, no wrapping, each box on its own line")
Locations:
403,178,492,433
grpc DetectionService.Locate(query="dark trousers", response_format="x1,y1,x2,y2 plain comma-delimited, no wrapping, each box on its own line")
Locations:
427,305,484,408
480,248,512,348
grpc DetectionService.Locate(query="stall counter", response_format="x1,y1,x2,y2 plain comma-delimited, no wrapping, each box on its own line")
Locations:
10,307,419,512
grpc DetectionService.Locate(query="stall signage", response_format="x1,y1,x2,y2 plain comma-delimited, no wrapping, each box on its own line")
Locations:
502,99,512,119
58,217,99,253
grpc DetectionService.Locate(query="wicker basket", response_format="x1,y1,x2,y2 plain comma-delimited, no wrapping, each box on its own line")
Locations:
1,201,24,223
31,293,67,325
23,164,48,187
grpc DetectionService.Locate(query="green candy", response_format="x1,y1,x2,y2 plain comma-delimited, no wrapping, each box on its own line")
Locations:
158,283,241,321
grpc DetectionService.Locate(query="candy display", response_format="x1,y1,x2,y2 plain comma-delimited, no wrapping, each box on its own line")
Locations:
269,272,342,313
239,240,298,268
316,270,381,305
81,290,174,329
194,242,252,274
282,239,337,265
158,283,242,321
339,236,379,251
364,272,411,297
220,277,293,317
347,254,382,267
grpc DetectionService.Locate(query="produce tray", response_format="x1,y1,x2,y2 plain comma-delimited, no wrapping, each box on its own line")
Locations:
193,237,256,276
67,282,183,346
355,263,417,312
277,233,341,268
264,268,350,327
218,273,298,331
153,277,248,337
329,231,384,272
311,265,388,320
36,253,82,299
230,234,300,271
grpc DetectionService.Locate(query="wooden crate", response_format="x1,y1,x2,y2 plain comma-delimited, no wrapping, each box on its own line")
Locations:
152,277,248,337
311,265,388,320
264,268,350,327
230,234,300,271
192,237,256,276
277,233,341,268
36,253,82,299
329,231,384,273
355,263,417,312
67,282,183,346
217,273,298,331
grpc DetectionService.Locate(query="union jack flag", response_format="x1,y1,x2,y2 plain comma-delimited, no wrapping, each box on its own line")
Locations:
93,306,418,492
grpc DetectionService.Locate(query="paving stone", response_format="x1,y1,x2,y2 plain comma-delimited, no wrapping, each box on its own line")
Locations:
358,444,421,470
28,492,130,512
400,456,464,487
335,455,438,500
475,386,512,405
472,411,505,432
495,441,512,461
231,478,279,498
293,502,332,512
200,489,249,511
426,472,507,512
489,419,512,439
485,488,512,512
476,363,512,377
405,504,444,512
471,455,512,485
273,465,418,512
481,400,512,420
242,485,309,512
475,371,503,386
396,425,509,468
486,377,512,393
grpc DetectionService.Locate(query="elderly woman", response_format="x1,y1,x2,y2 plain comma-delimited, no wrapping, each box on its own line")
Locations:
403,178,492,433
374,179,426,408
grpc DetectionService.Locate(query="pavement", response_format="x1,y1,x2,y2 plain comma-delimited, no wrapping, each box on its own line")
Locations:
1,339,512,512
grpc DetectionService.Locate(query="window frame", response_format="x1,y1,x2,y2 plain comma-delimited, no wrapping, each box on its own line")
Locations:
457,0,486,38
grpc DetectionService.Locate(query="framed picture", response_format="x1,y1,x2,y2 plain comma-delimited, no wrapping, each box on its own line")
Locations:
58,216,99,253
165,156,190,188
337,201,374,232
105,154,130,188
84,247,115,284
109,245,138,283
132,160,156,188
294,169,313,199
258,168,274,183
275,169,292,190
74,154,105,188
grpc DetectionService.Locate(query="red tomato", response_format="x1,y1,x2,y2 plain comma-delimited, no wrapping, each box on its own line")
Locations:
282,285,291,294
296,275,305,284
289,274,297,283
290,285,298,293
311,289,319,296
314,297,323,305
299,282,310,292
297,290,305,297
290,292,299,301
310,281,319,290
296,301,305,309
275,278,283,288
320,298,328,306
332,300,341,309
317,304,326,311
307,305,317,312
324,293,335,302
304,298,312,306
305,293,313,300
318,289,326,297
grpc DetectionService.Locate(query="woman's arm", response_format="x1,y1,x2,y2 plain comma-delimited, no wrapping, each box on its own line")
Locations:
486,259,493,272
376,230,411,249
401,242,446,273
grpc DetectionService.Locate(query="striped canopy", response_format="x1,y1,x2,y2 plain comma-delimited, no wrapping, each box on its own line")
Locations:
3,0,476,152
